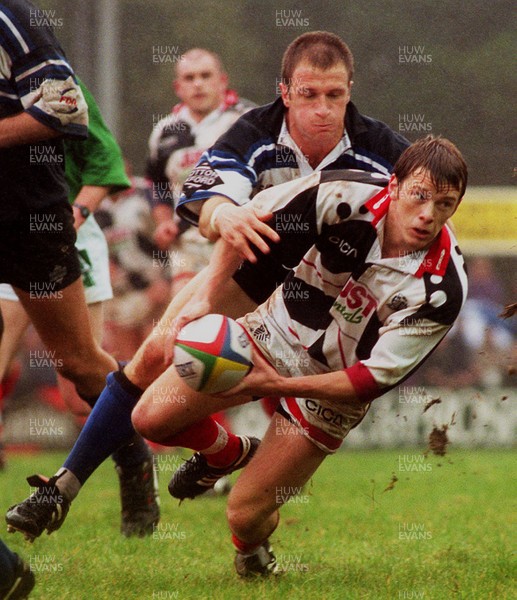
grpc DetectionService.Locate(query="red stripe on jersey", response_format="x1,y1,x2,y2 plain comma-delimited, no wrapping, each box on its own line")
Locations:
337,329,348,368
300,258,345,289
345,362,380,402
288,326,300,340
415,226,451,278
284,397,343,451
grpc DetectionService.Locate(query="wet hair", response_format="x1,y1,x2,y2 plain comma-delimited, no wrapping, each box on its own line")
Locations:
281,31,354,84
393,135,468,199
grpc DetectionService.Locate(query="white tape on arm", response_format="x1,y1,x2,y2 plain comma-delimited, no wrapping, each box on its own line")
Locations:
209,202,229,235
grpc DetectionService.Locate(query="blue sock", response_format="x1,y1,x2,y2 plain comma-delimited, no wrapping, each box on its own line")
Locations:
63,371,143,484
0,539,18,590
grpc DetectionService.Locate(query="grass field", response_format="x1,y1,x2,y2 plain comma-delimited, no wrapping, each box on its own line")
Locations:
0,449,514,600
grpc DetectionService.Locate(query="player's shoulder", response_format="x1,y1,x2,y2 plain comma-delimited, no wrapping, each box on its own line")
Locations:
320,169,389,188
229,96,258,115
225,98,284,134
347,102,410,152
211,99,283,157
0,0,61,54
418,228,468,325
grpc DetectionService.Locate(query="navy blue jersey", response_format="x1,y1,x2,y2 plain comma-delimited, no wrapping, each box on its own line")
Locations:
177,98,409,224
0,0,87,218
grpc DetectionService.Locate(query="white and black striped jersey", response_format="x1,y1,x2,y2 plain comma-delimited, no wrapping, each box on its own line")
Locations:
0,0,87,218
177,98,409,224
241,170,468,402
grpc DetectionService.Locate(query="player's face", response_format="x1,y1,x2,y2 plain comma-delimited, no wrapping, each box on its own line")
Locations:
174,54,228,120
281,60,352,162
386,168,462,254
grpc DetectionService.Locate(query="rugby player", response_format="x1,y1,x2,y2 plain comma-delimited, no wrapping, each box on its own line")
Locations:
132,135,469,576
0,0,158,538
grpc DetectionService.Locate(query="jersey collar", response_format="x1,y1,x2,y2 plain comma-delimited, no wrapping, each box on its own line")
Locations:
365,187,452,277
278,118,352,175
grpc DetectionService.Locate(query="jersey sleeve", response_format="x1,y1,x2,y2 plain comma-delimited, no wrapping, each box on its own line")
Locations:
0,4,87,139
346,314,451,402
176,115,265,224
347,256,468,403
64,80,130,202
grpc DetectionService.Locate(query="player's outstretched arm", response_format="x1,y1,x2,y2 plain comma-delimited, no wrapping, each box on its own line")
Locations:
163,238,243,363
199,195,280,263
220,349,365,408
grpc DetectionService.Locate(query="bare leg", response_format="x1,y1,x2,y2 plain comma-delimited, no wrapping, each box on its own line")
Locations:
227,413,327,544
15,279,117,398
0,299,31,381
56,301,105,420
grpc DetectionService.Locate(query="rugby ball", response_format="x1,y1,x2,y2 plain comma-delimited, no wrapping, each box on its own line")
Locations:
174,314,253,393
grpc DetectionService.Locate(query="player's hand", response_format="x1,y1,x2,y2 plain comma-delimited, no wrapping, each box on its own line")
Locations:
154,220,180,250
35,76,88,127
211,203,280,263
71,204,86,230
217,347,283,398
163,299,212,366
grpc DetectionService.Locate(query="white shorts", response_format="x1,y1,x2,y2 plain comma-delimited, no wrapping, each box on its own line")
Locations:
0,215,112,305
238,310,370,454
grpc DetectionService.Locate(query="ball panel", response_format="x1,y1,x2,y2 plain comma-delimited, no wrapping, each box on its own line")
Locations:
203,355,251,394
175,342,217,391
224,318,253,365
176,314,228,357
173,345,208,392
174,314,253,394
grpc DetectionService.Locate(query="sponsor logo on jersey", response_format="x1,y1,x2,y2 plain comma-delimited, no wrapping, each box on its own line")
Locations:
251,323,271,343
387,293,408,311
183,161,223,191
304,399,346,427
328,236,358,257
333,281,377,324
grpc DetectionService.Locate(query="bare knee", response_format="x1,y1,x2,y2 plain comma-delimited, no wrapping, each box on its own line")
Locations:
131,394,180,443
131,399,159,442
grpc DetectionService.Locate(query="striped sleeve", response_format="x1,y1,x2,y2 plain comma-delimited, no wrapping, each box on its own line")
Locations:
176,112,276,223
0,3,87,138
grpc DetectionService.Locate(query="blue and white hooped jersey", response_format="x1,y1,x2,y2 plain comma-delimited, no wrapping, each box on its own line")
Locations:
240,169,468,402
176,98,409,225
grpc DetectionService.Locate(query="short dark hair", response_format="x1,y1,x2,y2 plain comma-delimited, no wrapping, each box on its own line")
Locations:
393,135,468,199
281,31,354,84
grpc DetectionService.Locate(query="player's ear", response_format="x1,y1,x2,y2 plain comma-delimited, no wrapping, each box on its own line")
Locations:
388,174,399,201
219,71,229,89
280,82,290,107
